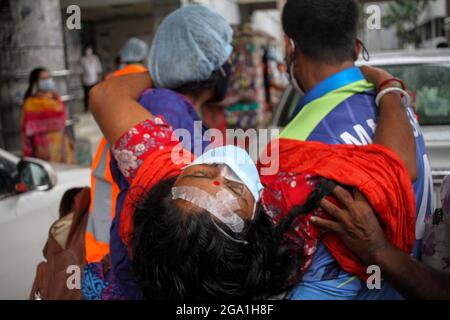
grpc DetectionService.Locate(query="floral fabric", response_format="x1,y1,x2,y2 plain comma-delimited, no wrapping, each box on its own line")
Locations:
112,116,174,183
261,172,334,273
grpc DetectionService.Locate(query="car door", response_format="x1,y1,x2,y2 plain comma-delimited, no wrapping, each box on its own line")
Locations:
0,153,19,224
0,190,59,299
0,153,59,299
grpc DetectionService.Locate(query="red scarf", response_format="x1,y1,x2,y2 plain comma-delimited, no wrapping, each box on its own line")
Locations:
119,146,193,248
259,138,416,280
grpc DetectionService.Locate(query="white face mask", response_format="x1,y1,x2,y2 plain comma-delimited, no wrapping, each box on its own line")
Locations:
185,145,264,203
37,78,55,92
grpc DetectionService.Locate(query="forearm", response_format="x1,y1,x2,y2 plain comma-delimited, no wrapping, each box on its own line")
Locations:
89,72,153,145
373,244,450,300
372,93,417,181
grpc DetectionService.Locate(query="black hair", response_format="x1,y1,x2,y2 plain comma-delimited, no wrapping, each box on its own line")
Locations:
175,61,230,93
277,179,337,268
282,0,359,63
24,67,47,99
84,43,93,52
59,187,84,219
132,177,296,300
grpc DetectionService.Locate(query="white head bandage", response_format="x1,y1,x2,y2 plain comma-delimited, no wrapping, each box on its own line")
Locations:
217,164,258,220
171,185,244,233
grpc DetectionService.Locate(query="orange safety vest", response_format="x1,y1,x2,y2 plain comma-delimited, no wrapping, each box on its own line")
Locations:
113,64,147,77
85,64,148,263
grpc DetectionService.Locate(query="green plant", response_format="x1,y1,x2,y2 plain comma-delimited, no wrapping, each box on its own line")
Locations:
384,0,434,48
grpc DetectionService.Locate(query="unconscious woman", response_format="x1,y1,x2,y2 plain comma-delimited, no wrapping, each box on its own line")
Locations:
21,67,74,163
83,5,237,300
88,63,418,300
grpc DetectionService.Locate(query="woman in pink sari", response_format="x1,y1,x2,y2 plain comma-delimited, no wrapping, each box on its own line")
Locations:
21,67,74,163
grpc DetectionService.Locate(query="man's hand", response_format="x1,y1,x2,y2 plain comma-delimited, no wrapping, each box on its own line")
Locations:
359,65,394,88
310,186,390,264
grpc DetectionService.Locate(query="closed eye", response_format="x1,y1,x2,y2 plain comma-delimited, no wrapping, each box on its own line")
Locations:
226,181,244,196
190,170,209,178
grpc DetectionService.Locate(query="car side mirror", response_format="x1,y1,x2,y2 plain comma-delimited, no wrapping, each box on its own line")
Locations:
17,158,57,191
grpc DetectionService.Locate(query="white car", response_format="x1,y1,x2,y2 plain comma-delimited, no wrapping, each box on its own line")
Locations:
0,148,90,299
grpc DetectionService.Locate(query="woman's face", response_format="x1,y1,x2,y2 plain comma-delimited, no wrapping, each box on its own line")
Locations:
174,164,256,220
38,70,50,81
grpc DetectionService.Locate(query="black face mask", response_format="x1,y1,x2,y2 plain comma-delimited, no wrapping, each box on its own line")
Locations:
210,61,232,103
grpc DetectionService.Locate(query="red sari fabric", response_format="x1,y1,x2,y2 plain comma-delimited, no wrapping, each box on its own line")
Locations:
116,124,194,248
21,93,67,136
21,93,74,163
259,138,416,280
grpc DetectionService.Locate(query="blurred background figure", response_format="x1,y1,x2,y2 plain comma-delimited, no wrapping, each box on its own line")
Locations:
113,37,149,77
21,67,74,164
105,56,124,80
80,45,102,113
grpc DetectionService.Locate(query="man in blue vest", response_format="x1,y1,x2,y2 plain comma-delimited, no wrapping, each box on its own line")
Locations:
281,0,434,299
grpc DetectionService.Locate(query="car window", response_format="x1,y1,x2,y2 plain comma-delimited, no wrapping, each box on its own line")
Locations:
382,63,450,126
0,156,18,200
20,162,50,187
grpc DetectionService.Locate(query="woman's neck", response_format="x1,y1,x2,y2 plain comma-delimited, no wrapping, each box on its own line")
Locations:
182,89,215,114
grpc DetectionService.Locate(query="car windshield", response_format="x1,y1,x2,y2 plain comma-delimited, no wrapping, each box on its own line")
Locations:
382,62,450,126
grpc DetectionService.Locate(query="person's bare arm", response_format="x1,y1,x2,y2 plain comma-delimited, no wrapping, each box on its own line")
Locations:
89,72,152,145
311,186,450,300
360,66,417,181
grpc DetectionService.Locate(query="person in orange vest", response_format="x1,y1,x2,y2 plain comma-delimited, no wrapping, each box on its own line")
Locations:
105,38,148,80
113,37,148,77
86,37,149,263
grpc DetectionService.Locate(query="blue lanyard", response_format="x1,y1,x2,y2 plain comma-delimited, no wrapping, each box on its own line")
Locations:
291,67,366,119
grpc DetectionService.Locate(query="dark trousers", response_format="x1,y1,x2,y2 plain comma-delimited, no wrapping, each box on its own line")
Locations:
83,85,94,113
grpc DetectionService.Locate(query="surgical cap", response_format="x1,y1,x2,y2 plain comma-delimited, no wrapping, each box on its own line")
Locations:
120,37,149,63
148,5,233,89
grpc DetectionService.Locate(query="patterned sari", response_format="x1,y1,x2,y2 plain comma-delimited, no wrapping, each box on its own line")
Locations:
21,93,74,164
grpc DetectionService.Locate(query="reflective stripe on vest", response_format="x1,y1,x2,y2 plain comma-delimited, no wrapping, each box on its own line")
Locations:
280,80,375,141
85,138,119,263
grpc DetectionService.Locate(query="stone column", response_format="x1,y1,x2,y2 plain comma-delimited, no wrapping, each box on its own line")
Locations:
0,0,66,153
